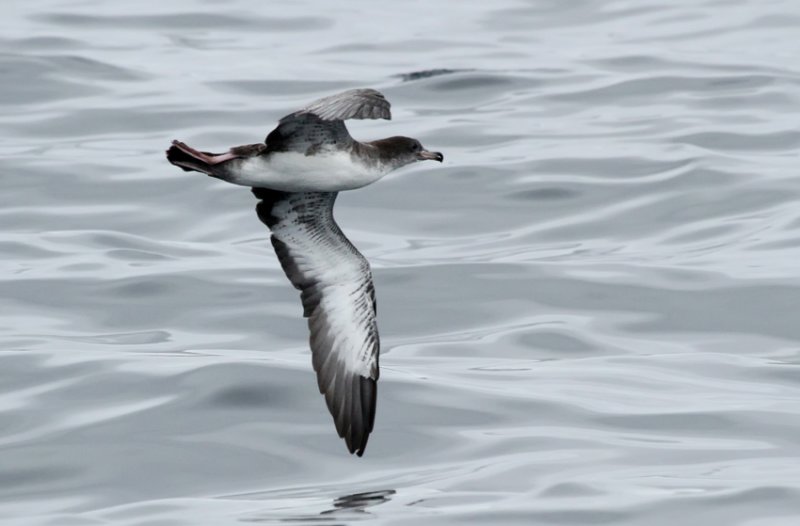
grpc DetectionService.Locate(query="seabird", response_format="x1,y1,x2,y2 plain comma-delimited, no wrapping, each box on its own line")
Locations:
166,89,443,456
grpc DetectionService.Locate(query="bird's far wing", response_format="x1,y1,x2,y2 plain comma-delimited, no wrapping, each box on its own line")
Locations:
252,188,379,456
299,88,391,121
264,89,391,154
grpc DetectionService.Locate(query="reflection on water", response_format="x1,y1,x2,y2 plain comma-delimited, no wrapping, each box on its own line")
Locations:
3,0,800,524
328,489,396,514
283,489,397,523
224,488,396,523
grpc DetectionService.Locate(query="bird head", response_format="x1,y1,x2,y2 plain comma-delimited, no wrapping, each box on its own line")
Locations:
372,136,444,169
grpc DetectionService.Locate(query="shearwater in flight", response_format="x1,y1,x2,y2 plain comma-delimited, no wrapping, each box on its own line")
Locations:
166,88,443,456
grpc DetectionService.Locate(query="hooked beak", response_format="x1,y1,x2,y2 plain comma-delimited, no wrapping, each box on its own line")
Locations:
418,150,444,162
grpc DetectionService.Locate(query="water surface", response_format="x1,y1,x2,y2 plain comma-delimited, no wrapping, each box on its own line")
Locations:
2,0,800,524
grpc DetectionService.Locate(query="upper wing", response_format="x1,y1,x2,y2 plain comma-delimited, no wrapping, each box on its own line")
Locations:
264,89,391,155
298,88,391,121
253,188,379,456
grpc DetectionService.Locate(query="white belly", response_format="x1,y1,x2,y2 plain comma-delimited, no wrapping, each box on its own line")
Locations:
227,150,387,192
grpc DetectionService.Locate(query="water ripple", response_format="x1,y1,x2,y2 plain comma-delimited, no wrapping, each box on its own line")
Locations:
3,0,800,524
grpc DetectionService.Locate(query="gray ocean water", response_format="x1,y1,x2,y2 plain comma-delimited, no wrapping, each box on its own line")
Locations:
3,0,800,524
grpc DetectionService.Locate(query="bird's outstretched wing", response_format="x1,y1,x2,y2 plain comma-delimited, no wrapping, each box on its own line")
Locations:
253,188,379,456
265,88,391,155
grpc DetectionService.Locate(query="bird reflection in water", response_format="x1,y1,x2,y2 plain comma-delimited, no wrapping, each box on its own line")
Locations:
303,489,396,522
325,489,396,515
238,488,395,523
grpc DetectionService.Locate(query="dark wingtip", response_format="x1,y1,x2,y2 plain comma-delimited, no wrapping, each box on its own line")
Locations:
337,375,376,457
352,376,377,457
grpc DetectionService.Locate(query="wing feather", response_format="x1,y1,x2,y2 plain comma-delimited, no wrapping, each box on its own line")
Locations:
253,188,379,456
298,88,391,121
